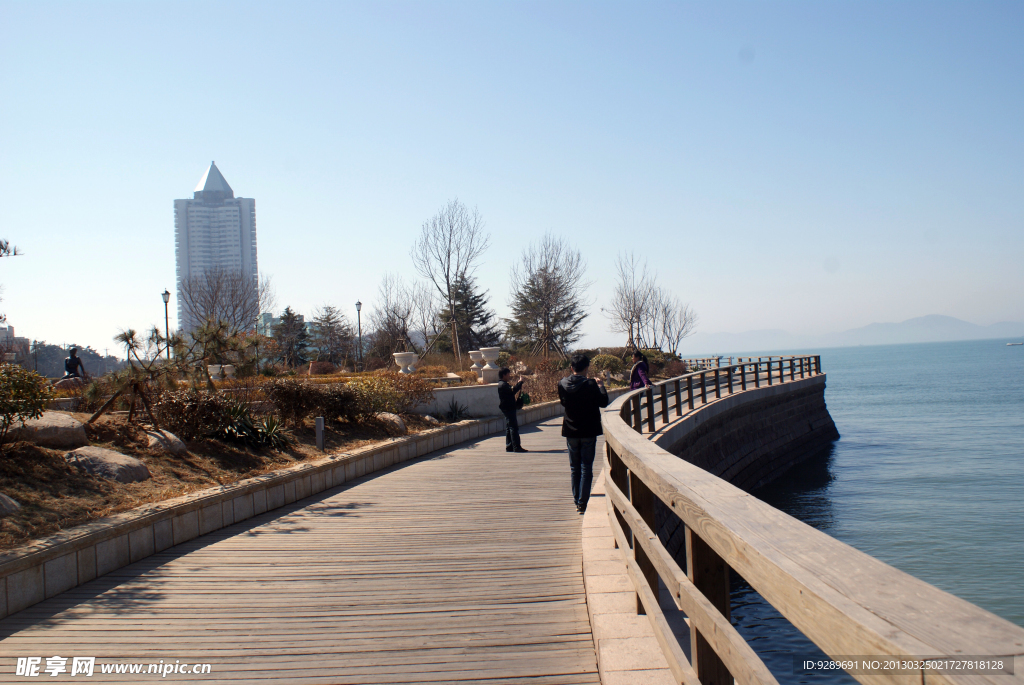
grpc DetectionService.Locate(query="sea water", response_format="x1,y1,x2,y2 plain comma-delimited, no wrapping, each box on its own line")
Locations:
726,339,1024,683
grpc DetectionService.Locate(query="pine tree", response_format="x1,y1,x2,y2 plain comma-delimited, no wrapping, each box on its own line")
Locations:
505,234,589,357
273,307,308,367
310,305,354,365
432,277,501,353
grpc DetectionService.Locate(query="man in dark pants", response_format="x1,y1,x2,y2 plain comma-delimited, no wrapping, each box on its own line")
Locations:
558,353,609,514
497,368,528,453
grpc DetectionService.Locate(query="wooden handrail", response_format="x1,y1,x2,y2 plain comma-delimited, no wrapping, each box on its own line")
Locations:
601,356,1024,685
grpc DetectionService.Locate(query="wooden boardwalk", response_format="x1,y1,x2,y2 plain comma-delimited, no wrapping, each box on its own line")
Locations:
0,419,601,684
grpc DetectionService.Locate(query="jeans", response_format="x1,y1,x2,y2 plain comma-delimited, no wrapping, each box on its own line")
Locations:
503,410,521,451
567,437,597,509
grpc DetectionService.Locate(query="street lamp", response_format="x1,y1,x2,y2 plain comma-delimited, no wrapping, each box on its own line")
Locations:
355,300,362,371
161,289,171,360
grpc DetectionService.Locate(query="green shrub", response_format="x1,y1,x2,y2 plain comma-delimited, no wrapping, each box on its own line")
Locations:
591,354,624,375
217,401,289,449
0,364,55,451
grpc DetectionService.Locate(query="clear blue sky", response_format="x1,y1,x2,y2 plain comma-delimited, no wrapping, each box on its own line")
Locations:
2,1,1022,354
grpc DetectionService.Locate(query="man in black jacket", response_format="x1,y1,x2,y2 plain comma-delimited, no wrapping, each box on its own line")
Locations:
557,353,609,513
497,368,528,453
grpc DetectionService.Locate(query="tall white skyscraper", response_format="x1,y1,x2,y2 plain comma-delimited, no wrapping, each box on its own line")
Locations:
174,162,258,331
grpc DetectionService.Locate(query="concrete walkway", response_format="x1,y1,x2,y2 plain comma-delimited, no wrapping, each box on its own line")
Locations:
0,419,600,684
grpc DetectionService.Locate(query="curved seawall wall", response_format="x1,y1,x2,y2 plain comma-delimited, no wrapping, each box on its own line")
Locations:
654,375,839,492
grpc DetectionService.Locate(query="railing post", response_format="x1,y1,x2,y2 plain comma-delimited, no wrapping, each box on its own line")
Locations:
740,363,746,391
686,527,733,685
687,376,694,410
660,383,669,425
727,367,733,394
799,357,805,378
630,471,659,615
632,395,642,433
754,361,760,388
646,387,656,432
790,358,795,381
607,444,630,552
767,360,772,386
714,368,720,399
700,372,707,404
674,380,682,417
816,355,821,374
780,359,785,384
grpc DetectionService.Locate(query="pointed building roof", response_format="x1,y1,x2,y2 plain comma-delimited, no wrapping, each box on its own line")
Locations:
193,161,234,199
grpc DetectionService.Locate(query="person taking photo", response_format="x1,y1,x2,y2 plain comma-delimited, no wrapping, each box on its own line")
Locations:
497,368,528,453
557,353,610,514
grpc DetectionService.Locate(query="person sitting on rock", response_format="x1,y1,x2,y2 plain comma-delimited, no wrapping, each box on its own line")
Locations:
63,348,88,379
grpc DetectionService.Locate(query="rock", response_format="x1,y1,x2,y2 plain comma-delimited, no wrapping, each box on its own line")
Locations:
145,429,187,455
0,493,20,516
66,446,151,483
422,415,441,426
52,377,87,390
377,412,407,435
11,412,89,448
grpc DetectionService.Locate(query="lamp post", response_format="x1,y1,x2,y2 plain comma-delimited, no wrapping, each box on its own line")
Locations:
355,300,362,371
161,289,171,360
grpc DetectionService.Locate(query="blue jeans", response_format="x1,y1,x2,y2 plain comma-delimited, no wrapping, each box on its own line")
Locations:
503,410,521,451
567,437,597,509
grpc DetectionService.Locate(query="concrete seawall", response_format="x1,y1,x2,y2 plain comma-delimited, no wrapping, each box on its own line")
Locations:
659,378,839,491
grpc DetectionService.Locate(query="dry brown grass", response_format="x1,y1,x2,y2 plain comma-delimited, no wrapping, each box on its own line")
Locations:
0,412,436,552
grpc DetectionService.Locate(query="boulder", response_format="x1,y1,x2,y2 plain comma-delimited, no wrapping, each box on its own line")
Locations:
422,415,441,426
66,446,151,483
0,493,20,516
145,429,187,455
377,412,407,435
11,412,89,448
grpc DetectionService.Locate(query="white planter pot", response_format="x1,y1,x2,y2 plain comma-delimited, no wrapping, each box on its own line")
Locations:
479,347,501,369
479,347,501,383
468,350,484,377
393,352,419,374
207,365,222,378
221,364,236,378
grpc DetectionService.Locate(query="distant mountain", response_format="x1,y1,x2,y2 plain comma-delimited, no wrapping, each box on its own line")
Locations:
820,315,1024,347
676,315,1024,356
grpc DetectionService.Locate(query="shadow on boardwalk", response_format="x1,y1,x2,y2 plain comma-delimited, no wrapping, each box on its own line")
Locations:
0,419,599,684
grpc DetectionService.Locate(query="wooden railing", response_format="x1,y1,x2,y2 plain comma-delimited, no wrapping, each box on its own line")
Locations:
601,356,1024,685
625,356,820,434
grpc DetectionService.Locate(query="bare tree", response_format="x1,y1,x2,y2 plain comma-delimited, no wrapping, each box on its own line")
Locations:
506,233,591,358
604,253,658,350
657,293,698,355
410,199,490,366
178,267,275,335
369,274,417,357
409,281,441,351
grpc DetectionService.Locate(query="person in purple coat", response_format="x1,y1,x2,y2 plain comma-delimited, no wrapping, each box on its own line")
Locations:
629,350,651,390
